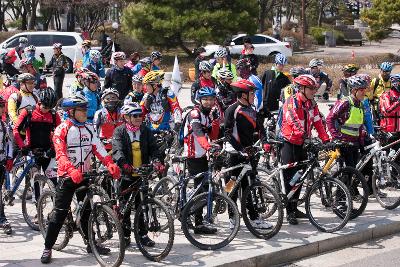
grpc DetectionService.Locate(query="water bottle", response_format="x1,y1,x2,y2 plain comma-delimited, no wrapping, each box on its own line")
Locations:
289,170,304,186
225,176,237,193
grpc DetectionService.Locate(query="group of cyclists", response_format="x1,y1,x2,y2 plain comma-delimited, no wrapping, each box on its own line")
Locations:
0,35,399,266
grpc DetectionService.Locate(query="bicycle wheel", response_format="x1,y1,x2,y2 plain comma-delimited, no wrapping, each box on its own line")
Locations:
22,173,56,231
152,176,179,218
332,166,368,219
133,198,174,262
241,181,283,239
37,190,70,251
372,161,400,209
181,192,239,250
306,177,352,233
88,204,125,267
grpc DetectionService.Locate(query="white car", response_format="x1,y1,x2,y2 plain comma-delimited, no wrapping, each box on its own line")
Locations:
0,31,86,73
204,34,293,58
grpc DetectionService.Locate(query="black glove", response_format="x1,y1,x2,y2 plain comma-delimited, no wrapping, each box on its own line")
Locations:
21,147,29,156
211,108,220,121
46,148,56,158
173,122,181,133
323,92,329,100
39,53,45,59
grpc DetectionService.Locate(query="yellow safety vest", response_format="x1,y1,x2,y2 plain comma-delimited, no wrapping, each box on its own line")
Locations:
340,97,364,137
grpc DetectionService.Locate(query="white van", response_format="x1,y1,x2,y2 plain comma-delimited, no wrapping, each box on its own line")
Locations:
0,31,85,73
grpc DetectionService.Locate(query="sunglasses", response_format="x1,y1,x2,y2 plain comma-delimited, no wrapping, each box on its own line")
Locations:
75,107,88,112
129,114,143,118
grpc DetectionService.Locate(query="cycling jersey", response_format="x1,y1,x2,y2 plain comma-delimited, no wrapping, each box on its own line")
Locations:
215,81,236,111
81,87,101,122
306,69,333,92
103,66,133,100
69,80,84,96
124,91,144,105
366,75,392,101
141,88,182,131
53,119,112,177
86,61,105,78
184,107,219,158
93,108,123,150
191,77,216,104
248,74,263,112
379,89,400,132
212,63,237,81
8,91,38,125
0,84,19,121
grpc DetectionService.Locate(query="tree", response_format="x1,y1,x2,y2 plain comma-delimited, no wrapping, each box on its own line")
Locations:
122,0,258,55
74,0,110,38
361,0,400,41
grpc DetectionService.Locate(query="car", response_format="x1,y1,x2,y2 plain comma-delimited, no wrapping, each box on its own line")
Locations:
204,34,293,58
0,31,88,73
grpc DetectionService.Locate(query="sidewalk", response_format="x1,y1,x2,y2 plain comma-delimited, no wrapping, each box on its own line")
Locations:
1,197,400,267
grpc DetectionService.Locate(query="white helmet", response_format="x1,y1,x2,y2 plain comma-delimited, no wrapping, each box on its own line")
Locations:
89,49,102,60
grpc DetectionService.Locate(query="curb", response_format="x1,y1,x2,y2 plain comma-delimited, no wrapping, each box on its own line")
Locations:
217,220,400,267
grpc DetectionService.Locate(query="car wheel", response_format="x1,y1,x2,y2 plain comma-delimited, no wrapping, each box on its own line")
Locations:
65,57,74,73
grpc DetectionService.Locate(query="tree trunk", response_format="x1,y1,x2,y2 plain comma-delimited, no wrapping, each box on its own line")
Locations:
28,0,39,30
178,39,192,56
259,0,267,32
318,2,324,27
67,7,76,31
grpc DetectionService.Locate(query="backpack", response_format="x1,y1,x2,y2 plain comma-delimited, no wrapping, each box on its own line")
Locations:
262,70,277,113
16,92,39,111
18,106,57,133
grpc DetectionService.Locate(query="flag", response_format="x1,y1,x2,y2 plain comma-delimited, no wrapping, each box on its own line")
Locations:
112,42,115,53
73,44,78,69
171,55,182,96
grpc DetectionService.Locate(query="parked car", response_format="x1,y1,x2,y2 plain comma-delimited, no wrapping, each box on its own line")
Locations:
0,31,90,73
204,34,293,58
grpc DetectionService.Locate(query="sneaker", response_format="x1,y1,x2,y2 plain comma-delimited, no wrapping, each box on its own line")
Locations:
0,222,12,235
86,243,110,255
194,224,217,235
286,212,298,225
40,249,52,264
250,219,273,229
140,235,155,247
229,219,235,230
295,209,308,219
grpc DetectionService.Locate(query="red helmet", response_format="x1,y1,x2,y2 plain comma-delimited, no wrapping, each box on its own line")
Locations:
231,79,256,92
293,74,317,88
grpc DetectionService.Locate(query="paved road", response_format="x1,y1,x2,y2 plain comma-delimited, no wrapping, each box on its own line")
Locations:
287,233,400,267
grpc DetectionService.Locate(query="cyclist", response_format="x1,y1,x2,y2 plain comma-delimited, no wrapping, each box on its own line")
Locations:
141,70,182,132
8,73,38,126
280,66,307,103
0,76,19,122
280,74,330,225
125,52,140,72
183,87,220,234
124,75,144,105
81,40,92,68
137,57,152,78
112,102,163,247
23,45,45,74
94,88,123,151
40,94,121,264
193,46,207,80
224,79,272,229
46,43,68,100
338,64,359,99
1,37,28,77
191,61,216,105
236,58,263,112
150,51,162,70
79,71,101,123
104,52,133,100
212,48,237,81
261,53,291,116
215,69,236,112
69,68,88,96
0,96,14,235
86,49,105,78
307,58,332,101
19,58,47,92
239,44,259,75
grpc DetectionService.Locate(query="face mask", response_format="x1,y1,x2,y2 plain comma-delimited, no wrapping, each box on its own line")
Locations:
239,68,251,79
104,100,119,111
126,123,140,132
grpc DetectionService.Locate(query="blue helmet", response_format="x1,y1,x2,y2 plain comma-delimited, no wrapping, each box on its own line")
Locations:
380,62,393,72
275,53,288,65
390,74,400,90
197,87,216,99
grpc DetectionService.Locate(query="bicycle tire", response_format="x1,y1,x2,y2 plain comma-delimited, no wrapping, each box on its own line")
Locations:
332,166,368,219
306,177,352,233
22,173,55,231
133,198,174,262
88,204,125,267
181,192,239,250
241,181,283,239
152,176,179,218
37,190,70,251
372,161,400,210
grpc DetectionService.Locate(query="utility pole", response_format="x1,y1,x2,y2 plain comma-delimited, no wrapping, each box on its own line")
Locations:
301,0,306,48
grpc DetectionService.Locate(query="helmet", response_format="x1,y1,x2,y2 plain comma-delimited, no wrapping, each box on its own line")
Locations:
231,79,256,92
53,43,62,49
120,103,142,115
39,87,57,108
347,75,368,90
82,40,91,47
355,73,371,85
132,74,143,83
289,66,306,78
18,73,36,83
112,51,126,61
390,74,400,90
151,51,162,61
380,62,393,72
197,87,216,98
74,68,88,78
60,94,88,110
194,47,206,55
342,63,359,73
199,61,212,72
275,53,288,65
89,50,101,60
236,58,251,70
215,48,227,58
19,37,28,44
19,58,33,69
139,57,152,68
82,71,99,82
217,69,234,80
24,45,36,53
293,74,318,88
309,58,323,68
101,88,120,100
143,70,164,84
0,95,6,106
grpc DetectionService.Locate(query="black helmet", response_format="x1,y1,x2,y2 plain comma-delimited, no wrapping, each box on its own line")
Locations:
39,87,57,109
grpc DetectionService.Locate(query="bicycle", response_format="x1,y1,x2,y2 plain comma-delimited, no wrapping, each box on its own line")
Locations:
263,138,352,233
37,170,125,267
153,143,240,250
111,164,174,262
3,149,55,230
